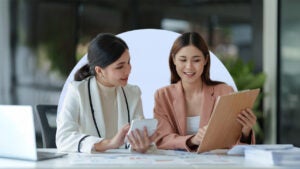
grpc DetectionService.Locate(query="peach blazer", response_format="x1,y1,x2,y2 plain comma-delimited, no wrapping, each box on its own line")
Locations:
154,81,255,152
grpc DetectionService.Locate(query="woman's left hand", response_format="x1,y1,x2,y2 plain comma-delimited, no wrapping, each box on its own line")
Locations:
126,127,155,153
237,108,257,139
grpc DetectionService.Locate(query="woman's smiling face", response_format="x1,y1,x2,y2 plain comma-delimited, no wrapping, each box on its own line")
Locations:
173,45,207,84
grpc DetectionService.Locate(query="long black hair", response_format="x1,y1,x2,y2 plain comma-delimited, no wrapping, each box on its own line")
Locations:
74,33,128,81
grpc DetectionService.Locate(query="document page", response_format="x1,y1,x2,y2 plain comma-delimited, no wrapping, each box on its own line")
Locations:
69,149,239,166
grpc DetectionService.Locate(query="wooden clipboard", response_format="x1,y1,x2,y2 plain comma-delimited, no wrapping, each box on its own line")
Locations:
197,88,260,153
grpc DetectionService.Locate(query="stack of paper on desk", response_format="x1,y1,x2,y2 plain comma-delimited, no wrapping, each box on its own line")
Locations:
242,145,300,166
227,144,294,155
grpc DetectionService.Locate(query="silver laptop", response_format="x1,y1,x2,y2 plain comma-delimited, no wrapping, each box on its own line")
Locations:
0,105,66,161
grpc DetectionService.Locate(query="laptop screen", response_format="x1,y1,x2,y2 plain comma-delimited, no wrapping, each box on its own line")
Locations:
0,105,38,160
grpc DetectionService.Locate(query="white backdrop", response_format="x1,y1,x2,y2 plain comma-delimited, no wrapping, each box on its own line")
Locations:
58,29,237,118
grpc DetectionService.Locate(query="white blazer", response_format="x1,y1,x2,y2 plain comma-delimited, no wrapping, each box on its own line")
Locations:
56,76,144,153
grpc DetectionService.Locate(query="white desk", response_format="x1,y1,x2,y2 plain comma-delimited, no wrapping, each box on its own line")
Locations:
0,149,295,169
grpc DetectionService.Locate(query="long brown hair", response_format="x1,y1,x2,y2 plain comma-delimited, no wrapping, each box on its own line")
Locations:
169,32,223,85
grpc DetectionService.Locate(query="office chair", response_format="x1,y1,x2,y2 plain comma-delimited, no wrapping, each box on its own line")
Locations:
35,104,57,148
58,29,237,118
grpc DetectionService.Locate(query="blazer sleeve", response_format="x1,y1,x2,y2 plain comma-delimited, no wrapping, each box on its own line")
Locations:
235,130,256,145
153,90,194,152
56,82,102,153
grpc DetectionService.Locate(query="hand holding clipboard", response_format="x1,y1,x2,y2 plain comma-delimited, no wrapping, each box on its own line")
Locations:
197,88,260,153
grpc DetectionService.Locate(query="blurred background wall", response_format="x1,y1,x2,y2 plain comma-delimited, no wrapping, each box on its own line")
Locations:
0,0,11,105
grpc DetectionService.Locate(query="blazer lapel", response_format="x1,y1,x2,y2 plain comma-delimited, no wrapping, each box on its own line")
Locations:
116,87,128,131
90,77,106,137
172,82,187,135
172,81,216,132
200,83,215,128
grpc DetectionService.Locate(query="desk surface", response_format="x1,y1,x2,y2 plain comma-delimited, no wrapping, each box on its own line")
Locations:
0,149,295,169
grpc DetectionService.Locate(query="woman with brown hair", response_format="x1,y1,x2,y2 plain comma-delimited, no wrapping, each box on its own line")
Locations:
154,32,256,152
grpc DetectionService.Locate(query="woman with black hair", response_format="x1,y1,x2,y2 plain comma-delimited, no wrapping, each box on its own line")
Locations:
56,33,155,153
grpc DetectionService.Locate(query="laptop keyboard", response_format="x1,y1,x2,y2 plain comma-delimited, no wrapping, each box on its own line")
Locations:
37,151,66,160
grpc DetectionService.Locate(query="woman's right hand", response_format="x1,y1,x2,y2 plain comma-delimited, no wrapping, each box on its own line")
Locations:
126,126,158,153
187,125,208,147
94,124,130,152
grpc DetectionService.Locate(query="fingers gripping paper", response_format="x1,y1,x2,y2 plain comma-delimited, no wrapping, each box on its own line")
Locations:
197,88,260,153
